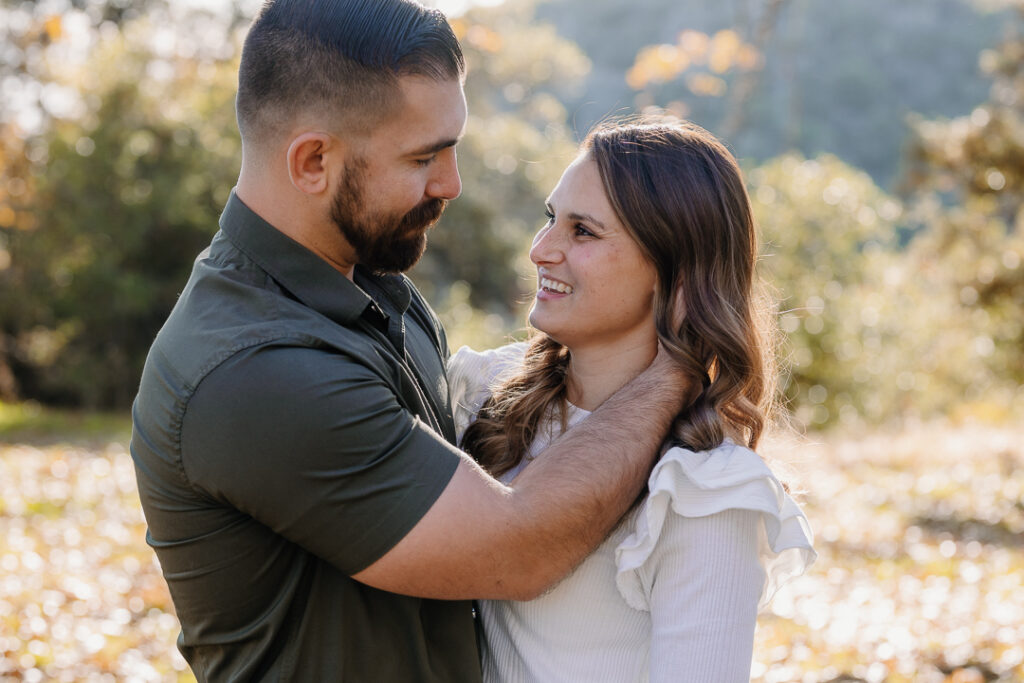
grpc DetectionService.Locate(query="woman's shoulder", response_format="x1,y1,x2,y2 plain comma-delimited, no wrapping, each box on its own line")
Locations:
447,341,528,402
614,439,816,611
647,439,780,507
447,341,528,438
448,341,528,376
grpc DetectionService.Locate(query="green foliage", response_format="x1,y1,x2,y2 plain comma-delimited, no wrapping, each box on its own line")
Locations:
0,20,240,407
751,152,1016,428
751,154,907,426
435,280,528,354
900,4,1024,416
0,400,130,443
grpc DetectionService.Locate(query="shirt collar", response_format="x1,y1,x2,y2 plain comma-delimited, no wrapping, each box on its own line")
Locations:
218,191,412,325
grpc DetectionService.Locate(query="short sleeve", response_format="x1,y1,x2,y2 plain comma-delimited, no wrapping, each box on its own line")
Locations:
615,440,816,612
447,342,528,440
180,344,464,575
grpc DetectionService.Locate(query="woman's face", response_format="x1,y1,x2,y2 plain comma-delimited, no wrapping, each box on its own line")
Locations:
528,153,658,354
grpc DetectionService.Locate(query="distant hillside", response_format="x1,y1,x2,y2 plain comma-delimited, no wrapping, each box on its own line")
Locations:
535,0,1007,188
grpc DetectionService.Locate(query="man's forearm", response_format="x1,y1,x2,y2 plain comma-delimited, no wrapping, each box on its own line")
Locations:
350,352,687,600
495,355,686,598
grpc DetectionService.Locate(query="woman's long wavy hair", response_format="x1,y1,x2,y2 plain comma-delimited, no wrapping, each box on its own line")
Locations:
461,116,778,478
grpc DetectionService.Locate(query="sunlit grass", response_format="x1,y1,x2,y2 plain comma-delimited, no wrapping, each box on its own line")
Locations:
0,401,131,444
0,411,1021,681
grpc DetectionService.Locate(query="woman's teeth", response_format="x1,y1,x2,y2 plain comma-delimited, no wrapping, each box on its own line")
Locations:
540,277,573,294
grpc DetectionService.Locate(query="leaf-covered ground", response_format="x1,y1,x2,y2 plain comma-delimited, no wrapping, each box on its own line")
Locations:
0,414,1021,682
754,423,1024,683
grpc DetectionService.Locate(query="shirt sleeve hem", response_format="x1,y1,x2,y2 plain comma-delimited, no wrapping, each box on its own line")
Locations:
338,424,464,575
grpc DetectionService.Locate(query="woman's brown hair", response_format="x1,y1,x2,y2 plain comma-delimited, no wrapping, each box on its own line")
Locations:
461,116,777,478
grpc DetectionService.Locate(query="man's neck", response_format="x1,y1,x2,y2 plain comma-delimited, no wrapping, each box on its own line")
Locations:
236,171,358,280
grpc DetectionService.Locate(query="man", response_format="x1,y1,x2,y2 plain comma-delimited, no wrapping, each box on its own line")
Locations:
130,0,687,680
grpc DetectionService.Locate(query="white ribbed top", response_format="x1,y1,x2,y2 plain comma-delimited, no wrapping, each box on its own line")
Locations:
448,344,816,683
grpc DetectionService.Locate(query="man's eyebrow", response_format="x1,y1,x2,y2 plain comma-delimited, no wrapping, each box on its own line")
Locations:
408,137,461,157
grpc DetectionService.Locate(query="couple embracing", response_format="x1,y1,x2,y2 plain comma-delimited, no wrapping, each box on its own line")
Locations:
130,0,815,681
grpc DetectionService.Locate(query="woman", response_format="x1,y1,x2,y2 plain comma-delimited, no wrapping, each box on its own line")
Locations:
448,117,816,682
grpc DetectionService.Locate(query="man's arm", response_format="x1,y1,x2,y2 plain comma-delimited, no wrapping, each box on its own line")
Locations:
352,348,687,600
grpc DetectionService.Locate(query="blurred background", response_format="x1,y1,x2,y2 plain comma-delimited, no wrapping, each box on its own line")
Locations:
0,0,1021,681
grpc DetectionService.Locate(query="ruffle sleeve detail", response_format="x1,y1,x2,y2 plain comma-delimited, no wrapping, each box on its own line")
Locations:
614,440,816,612
447,342,528,442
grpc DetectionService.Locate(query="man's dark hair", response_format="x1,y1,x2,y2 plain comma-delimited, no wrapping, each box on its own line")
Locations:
236,0,465,142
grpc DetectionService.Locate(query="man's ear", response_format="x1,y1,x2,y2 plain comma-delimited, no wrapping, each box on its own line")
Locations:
286,132,336,195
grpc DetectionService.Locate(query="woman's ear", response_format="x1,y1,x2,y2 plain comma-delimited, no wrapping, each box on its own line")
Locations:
286,132,335,195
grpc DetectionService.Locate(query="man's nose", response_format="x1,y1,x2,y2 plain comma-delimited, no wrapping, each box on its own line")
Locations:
427,149,461,200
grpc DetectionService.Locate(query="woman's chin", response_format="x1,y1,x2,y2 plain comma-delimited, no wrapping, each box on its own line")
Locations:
528,313,552,335
528,311,556,339
526,309,542,331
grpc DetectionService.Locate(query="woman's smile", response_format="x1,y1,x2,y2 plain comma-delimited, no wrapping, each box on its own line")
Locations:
527,154,657,353
538,275,574,296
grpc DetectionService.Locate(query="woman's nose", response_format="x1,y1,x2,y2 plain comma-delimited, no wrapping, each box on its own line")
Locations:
529,223,563,265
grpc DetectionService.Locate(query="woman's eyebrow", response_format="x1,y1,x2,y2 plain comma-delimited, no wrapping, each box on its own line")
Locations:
567,211,606,229
545,201,606,230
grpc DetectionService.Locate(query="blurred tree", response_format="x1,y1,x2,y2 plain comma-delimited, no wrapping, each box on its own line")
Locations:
0,0,166,25
625,0,789,139
752,154,900,427
536,0,1006,188
1,1,175,135
901,3,1024,417
0,14,241,407
751,154,998,428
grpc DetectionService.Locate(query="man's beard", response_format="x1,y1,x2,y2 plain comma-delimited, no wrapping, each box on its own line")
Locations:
331,160,447,274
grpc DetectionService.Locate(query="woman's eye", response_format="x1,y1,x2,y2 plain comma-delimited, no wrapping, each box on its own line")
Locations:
574,223,594,237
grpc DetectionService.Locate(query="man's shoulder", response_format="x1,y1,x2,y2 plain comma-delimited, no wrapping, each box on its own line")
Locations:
138,253,385,427
151,258,302,381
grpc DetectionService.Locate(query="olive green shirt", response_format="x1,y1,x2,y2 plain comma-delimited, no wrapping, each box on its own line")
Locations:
130,192,480,682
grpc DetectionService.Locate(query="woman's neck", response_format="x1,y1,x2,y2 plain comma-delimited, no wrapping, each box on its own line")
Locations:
565,335,658,411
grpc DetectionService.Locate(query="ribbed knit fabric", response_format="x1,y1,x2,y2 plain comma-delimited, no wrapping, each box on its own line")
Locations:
448,344,816,683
